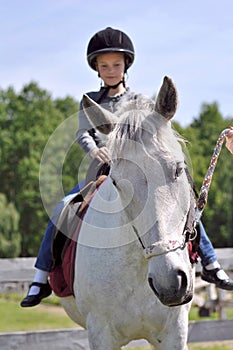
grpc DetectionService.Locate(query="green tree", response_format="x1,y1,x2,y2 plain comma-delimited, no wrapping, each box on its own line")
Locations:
0,193,21,257
0,82,84,256
182,102,233,247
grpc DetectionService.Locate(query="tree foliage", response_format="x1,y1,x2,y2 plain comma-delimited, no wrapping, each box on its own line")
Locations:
0,82,85,256
0,193,20,257
0,82,232,257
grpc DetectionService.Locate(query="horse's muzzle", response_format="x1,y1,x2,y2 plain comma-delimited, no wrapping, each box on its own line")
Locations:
148,270,194,307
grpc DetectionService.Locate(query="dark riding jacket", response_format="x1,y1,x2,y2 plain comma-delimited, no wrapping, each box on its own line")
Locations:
76,87,140,153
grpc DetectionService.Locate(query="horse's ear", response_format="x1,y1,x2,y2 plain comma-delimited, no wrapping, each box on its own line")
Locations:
155,76,178,120
82,94,118,134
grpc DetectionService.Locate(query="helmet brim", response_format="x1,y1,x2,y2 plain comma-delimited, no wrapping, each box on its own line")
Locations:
87,48,135,71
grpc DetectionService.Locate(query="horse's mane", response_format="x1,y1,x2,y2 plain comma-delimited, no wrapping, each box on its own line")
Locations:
107,96,186,162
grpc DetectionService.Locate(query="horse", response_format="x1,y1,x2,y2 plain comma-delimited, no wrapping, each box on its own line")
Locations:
60,76,196,350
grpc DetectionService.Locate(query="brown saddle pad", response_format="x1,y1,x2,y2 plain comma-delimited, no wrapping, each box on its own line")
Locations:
49,175,107,297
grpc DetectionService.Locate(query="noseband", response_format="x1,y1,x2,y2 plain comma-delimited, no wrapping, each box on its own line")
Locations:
132,184,197,260
133,222,197,260
143,235,187,259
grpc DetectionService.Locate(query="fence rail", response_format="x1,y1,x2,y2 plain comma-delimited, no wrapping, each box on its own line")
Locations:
1,248,233,290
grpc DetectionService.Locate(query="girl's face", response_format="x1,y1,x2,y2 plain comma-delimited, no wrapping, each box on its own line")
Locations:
96,52,125,86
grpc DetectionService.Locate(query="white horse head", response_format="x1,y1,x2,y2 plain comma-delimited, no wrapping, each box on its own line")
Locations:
81,76,195,307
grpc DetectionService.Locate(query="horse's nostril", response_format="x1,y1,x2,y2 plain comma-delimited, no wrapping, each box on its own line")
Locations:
148,277,159,297
177,270,188,290
148,277,153,288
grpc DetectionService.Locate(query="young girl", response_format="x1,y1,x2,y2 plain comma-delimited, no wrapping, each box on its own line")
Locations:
21,27,233,307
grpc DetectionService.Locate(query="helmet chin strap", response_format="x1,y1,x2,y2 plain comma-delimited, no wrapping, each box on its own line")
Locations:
97,80,125,103
105,80,124,89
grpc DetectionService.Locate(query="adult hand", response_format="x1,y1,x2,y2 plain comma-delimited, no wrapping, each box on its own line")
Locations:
226,127,233,155
90,147,110,163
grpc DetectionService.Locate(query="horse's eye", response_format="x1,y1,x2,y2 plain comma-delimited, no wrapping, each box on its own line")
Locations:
174,162,184,180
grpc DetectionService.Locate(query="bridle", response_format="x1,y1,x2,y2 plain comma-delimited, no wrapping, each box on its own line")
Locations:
132,127,232,260
132,191,197,260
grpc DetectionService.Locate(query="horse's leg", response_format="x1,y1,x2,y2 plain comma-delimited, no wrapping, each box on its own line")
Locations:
150,340,187,350
149,324,188,350
88,330,120,350
87,318,120,350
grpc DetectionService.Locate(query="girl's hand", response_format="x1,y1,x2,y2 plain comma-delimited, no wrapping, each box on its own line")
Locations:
90,147,110,163
226,127,233,155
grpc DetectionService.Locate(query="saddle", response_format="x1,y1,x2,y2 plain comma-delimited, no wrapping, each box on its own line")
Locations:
49,175,107,297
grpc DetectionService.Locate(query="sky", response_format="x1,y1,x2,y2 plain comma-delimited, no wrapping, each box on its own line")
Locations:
1,0,233,127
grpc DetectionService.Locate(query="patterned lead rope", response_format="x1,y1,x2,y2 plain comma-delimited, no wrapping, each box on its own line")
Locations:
194,127,232,225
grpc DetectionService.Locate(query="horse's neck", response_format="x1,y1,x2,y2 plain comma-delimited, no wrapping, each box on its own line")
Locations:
78,177,139,249
78,177,149,287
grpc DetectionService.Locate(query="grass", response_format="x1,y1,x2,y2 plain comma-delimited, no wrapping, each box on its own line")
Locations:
122,342,233,349
123,343,233,349
189,304,233,321
0,295,77,332
188,342,233,350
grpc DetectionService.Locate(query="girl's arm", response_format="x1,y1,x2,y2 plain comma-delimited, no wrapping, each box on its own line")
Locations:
76,98,110,163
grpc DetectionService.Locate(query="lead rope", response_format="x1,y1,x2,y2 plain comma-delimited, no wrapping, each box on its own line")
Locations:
194,127,233,227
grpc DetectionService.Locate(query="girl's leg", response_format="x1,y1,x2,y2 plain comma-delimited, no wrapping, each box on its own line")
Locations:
21,181,85,307
198,221,233,290
198,221,217,267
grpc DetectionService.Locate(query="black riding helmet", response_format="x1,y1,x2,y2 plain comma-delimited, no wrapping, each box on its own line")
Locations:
87,27,135,72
